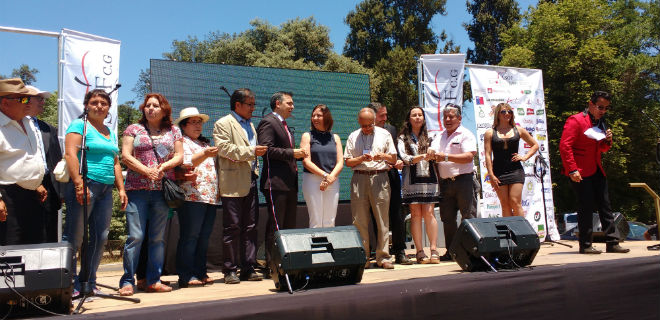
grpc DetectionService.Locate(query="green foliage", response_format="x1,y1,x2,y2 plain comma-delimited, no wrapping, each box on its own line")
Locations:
11,64,39,85
109,189,127,241
39,91,59,127
343,0,450,128
464,0,521,64
500,0,660,223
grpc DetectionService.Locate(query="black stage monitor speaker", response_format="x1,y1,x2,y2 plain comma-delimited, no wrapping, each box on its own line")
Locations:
592,212,629,242
272,225,367,291
448,217,540,272
0,242,73,317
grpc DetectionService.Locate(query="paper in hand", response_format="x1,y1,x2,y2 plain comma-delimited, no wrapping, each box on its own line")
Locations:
584,126,606,141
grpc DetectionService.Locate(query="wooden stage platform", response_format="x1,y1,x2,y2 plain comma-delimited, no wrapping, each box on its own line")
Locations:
62,240,660,319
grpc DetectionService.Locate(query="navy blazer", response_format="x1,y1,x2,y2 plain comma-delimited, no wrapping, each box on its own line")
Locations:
256,113,298,192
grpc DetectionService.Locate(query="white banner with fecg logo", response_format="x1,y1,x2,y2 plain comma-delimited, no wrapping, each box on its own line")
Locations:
59,28,120,142
469,65,559,241
419,54,465,132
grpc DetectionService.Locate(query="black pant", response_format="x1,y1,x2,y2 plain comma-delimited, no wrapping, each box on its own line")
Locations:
570,169,618,248
0,184,46,245
222,183,259,275
439,174,477,249
262,189,297,271
388,169,406,254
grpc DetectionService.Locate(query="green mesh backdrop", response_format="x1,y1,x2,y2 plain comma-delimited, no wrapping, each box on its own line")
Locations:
150,59,371,202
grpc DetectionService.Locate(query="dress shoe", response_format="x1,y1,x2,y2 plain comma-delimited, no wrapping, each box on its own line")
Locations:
378,261,395,269
606,243,630,253
395,253,413,265
579,246,602,254
240,271,263,281
439,252,453,261
224,272,240,284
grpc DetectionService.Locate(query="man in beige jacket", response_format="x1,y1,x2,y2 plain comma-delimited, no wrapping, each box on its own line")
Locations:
213,88,267,284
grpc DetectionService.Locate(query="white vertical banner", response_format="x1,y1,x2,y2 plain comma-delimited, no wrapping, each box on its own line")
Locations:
419,54,465,132
469,66,560,241
59,28,120,141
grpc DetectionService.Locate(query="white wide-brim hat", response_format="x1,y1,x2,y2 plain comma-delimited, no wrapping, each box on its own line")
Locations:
24,85,52,98
174,107,210,125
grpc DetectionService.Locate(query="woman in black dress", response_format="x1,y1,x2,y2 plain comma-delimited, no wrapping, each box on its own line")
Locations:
484,103,538,217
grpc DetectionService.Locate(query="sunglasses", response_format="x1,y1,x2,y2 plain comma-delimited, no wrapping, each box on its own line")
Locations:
5,97,31,104
500,110,513,115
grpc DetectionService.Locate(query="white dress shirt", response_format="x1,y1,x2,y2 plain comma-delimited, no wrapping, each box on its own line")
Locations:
430,126,477,179
0,111,45,190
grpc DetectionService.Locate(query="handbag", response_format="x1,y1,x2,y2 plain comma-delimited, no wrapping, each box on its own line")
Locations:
146,127,185,208
53,159,70,182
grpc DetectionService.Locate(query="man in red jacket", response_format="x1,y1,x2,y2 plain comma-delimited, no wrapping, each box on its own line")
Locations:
559,91,629,254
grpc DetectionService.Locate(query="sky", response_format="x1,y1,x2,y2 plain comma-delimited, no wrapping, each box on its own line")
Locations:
0,0,538,105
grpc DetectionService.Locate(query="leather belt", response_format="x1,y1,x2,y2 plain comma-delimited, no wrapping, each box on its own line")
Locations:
354,169,389,175
440,173,472,182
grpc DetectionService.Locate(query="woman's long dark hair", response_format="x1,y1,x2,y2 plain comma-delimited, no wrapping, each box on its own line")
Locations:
399,106,430,155
78,89,112,119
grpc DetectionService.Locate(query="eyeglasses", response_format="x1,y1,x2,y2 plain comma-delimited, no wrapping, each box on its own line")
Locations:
360,123,375,129
500,110,513,115
4,97,31,104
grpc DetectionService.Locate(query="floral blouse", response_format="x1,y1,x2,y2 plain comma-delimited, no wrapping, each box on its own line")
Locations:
123,123,182,191
180,136,218,204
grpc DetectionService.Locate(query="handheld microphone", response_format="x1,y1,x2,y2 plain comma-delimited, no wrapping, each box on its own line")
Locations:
220,86,231,98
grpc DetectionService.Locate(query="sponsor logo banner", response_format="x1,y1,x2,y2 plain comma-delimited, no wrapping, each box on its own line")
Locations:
420,54,465,132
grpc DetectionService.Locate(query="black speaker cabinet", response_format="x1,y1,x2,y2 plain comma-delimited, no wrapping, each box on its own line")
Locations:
0,242,73,317
448,217,540,272
271,225,366,291
593,212,629,242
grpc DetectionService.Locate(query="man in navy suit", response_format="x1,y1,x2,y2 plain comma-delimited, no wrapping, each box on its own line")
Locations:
257,91,307,277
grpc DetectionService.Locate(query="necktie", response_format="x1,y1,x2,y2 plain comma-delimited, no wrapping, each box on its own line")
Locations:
282,120,293,148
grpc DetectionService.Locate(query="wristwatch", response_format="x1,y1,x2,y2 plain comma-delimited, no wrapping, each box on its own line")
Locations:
444,154,449,162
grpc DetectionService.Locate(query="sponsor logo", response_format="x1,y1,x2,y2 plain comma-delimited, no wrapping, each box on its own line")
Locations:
517,108,525,115
486,204,501,210
521,200,530,207
522,161,534,168
483,192,497,198
536,134,547,141
526,181,534,194
488,98,507,102
524,143,531,149
526,108,535,115
521,89,532,94
476,96,484,105
535,126,546,133
540,144,546,152
480,133,485,142
488,88,493,93
543,188,552,193
523,119,534,125
477,123,491,129
484,175,491,183
534,211,541,222
536,119,545,124
536,109,545,115
525,127,535,134
525,173,535,177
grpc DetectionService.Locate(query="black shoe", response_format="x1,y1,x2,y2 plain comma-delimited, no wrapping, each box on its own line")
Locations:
439,252,453,261
606,244,630,253
240,271,263,281
224,272,240,284
579,246,602,254
395,253,413,265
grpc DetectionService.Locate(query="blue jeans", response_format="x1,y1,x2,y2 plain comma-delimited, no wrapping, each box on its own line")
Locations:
63,180,114,291
120,190,170,288
176,201,217,284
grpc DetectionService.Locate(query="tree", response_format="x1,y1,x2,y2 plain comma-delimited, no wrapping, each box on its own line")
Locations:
464,0,520,64
343,0,450,127
499,0,660,223
11,64,39,85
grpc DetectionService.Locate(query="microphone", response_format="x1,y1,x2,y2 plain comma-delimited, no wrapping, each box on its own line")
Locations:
107,83,122,95
220,86,231,98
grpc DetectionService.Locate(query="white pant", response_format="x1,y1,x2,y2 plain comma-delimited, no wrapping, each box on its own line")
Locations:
302,172,339,228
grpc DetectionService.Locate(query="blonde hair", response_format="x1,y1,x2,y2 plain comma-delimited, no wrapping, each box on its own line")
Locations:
492,103,516,128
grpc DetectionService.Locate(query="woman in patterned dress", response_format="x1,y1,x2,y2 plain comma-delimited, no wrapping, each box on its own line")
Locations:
174,107,219,287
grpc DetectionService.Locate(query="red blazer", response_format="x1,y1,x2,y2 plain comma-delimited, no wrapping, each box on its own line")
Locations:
559,112,611,177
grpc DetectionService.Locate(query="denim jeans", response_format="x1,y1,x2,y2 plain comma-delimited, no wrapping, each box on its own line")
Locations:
176,201,217,284
119,190,170,288
63,180,114,291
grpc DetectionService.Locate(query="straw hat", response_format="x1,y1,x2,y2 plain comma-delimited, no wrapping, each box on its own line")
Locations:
0,78,38,97
25,85,52,98
174,107,210,125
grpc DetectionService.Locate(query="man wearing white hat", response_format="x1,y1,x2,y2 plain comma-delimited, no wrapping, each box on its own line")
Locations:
0,78,48,245
213,88,268,284
25,85,64,243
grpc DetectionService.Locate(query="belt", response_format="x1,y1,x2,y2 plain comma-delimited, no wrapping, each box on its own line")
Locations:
354,169,389,176
440,173,472,182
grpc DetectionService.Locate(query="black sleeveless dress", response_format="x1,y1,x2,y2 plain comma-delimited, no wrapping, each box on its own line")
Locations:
491,126,525,185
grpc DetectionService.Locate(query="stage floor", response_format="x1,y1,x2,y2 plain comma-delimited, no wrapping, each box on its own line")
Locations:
72,240,659,316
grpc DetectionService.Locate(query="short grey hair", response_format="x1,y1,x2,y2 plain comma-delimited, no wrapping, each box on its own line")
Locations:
359,107,375,117
443,103,461,117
